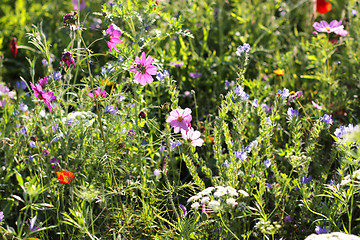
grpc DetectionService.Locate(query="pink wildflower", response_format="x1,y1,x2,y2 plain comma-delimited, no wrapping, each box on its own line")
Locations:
312,101,323,110
72,0,86,11
130,52,157,86
63,12,79,31
104,24,123,52
30,82,56,111
89,88,107,99
39,76,47,86
166,108,192,133
60,52,75,69
181,127,204,147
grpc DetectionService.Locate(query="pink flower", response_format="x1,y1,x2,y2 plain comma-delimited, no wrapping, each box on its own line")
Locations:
30,82,56,111
334,28,348,37
89,88,107,99
166,108,192,133
181,127,204,147
312,101,323,110
60,52,75,69
104,24,123,52
72,0,86,11
313,20,344,34
39,77,47,86
130,52,157,86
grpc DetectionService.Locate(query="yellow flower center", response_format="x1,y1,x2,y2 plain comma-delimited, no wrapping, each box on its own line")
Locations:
326,27,331,31
177,116,184,122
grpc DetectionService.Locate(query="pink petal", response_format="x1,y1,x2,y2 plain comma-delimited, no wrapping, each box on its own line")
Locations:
110,37,123,44
166,116,177,123
146,65,157,75
145,55,153,66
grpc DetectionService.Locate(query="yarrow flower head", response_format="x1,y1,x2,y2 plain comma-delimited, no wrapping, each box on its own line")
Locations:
60,51,75,70
104,24,123,52
181,127,204,147
130,52,157,86
166,108,192,133
236,43,251,57
313,20,348,36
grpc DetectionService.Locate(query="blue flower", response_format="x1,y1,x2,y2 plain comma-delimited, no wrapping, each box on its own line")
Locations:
53,71,62,81
170,139,181,149
315,225,327,234
320,114,333,124
52,124,59,132
20,126,28,135
334,124,359,138
16,81,27,89
189,72,202,79
101,64,115,75
42,59,49,66
154,169,161,176
277,88,290,98
252,99,258,108
179,204,187,217
302,175,312,184
222,159,231,167
265,117,272,125
225,80,235,88
287,107,299,118
104,105,117,115
19,102,28,111
29,155,34,161
235,151,247,161
264,159,271,168
233,86,249,100
157,70,169,81
236,43,251,56
141,139,148,145
30,141,36,148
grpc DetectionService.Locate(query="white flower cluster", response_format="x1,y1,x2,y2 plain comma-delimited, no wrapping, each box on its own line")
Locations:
187,186,249,211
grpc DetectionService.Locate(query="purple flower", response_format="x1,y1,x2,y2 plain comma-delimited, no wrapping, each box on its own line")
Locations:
170,139,181,149
30,141,36,148
179,204,188,217
0,211,4,222
20,126,28,135
42,149,50,156
265,117,272,125
19,102,28,111
189,72,202,79
315,225,327,234
287,107,299,118
233,86,249,100
141,139,148,145
313,20,344,34
101,65,115,75
265,183,273,189
154,169,161,176
261,104,274,114
51,136,61,144
352,9,357,17
236,43,251,56
225,80,235,88
53,71,62,81
16,81,27,89
42,59,48,66
277,88,290,98
170,60,184,67
283,215,293,222
63,12,79,31
312,101,323,110
264,159,271,168
72,0,86,11
320,114,333,124
60,52,75,69
50,158,59,167
302,175,312,184
252,99,258,108
334,124,359,138
29,155,34,161
156,70,169,81
222,159,231,167
235,151,247,161
104,105,117,115
52,124,59,132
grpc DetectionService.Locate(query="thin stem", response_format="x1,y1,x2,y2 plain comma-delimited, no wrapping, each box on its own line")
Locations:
219,211,239,240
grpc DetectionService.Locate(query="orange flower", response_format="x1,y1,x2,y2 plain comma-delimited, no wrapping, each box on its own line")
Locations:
57,171,74,184
273,69,285,76
316,0,331,14
204,136,214,144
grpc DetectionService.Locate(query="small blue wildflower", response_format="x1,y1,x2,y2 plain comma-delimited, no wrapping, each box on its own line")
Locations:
278,88,290,98
154,169,161,176
287,107,299,118
16,81,27,89
159,146,166,152
170,139,181,149
189,72,202,79
117,95,126,101
51,136,61,144
283,215,292,222
249,170,254,177
53,71,62,81
329,180,335,186
334,124,359,138
265,183,273,189
233,86,249,100
236,43,251,56
30,141,36,148
315,225,327,234
42,59,49,66
302,175,312,184
141,139,148,145
179,204,187,217
19,102,28,111
52,124,59,133
225,80,235,88
20,126,28,135
320,114,333,124
261,104,273,114
29,155,34,161
50,158,59,168
104,105,117,115
252,99,258,108
101,64,115,75
222,159,231,167
264,159,271,168
118,56,124,62
235,151,247,161
157,70,169,81
265,117,272,125
352,9,357,17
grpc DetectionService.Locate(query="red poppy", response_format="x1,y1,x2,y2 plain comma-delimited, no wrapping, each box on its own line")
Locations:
316,0,331,14
56,171,75,184
10,37,17,58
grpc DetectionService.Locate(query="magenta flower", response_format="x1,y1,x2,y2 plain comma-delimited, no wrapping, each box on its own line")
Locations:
89,88,107,99
312,20,346,36
130,52,157,86
72,0,86,11
104,24,123,52
166,108,192,133
63,12,79,31
30,82,56,111
39,76,47,86
60,52,75,69
181,127,204,147
312,101,323,110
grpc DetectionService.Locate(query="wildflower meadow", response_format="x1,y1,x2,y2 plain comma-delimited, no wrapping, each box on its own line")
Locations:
1,0,360,239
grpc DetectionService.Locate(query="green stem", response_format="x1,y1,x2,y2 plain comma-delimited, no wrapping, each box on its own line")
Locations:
219,211,239,240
